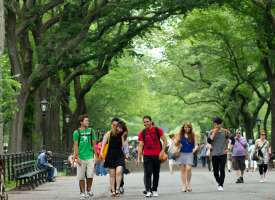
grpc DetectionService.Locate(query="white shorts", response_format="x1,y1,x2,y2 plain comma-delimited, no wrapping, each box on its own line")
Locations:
77,159,95,180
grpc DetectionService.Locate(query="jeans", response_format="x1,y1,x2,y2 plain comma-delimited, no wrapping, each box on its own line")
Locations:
143,155,160,192
38,164,54,181
96,161,107,176
201,156,206,167
212,155,227,186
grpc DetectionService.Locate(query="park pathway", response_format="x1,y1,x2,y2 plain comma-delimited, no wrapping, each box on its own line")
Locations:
8,168,275,200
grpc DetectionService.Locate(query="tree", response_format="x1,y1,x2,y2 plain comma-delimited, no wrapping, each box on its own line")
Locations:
0,0,4,153
4,0,223,152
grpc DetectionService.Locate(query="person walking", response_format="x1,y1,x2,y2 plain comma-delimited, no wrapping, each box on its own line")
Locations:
73,114,97,200
100,118,126,197
207,117,235,191
206,143,212,172
137,116,167,198
248,140,257,172
175,123,198,192
116,120,130,195
167,134,176,174
254,131,271,182
231,129,247,183
199,143,207,168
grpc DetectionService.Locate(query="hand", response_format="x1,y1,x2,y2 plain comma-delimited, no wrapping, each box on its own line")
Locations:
137,158,141,166
75,158,81,166
99,153,104,160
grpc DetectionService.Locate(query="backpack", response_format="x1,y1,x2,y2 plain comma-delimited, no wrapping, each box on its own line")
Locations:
142,127,162,150
77,128,94,147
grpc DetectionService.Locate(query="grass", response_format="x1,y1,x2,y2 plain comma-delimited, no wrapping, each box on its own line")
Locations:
5,180,16,191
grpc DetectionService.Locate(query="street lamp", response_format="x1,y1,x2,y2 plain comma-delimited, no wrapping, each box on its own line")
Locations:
65,114,70,124
256,118,261,139
40,99,48,115
65,114,70,152
40,99,49,146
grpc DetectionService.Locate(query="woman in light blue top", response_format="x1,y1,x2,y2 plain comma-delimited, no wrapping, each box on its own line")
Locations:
176,123,198,192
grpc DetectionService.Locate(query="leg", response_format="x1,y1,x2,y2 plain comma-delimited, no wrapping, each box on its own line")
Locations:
152,157,160,192
77,160,86,193
211,156,220,185
180,165,187,191
219,155,227,187
186,164,192,191
263,164,268,180
115,166,123,191
206,156,211,171
109,169,116,192
86,159,95,193
143,156,153,192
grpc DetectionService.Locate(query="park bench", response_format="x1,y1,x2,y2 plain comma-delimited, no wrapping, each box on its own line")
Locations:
12,160,47,189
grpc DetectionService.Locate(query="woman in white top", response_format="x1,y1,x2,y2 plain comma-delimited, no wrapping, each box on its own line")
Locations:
254,131,271,182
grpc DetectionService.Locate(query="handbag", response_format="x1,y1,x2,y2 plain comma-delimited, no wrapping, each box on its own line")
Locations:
168,141,182,159
252,141,267,161
99,132,110,160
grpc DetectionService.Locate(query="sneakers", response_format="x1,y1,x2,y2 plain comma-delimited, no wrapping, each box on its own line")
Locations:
217,186,224,191
80,193,86,200
145,191,152,198
236,177,244,184
87,191,94,199
119,187,124,194
152,191,159,197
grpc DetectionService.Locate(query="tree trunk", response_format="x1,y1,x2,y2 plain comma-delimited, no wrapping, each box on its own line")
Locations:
47,76,61,152
0,0,4,154
270,80,275,152
263,103,271,134
9,87,30,152
0,0,4,54
243,117,253,140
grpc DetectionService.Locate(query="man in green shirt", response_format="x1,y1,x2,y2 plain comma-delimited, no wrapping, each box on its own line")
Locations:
73,114,97,200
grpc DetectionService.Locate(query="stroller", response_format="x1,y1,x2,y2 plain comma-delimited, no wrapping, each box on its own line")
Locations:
0,160,8,200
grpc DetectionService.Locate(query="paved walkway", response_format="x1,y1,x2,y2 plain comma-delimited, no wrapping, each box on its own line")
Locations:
8,168,275,200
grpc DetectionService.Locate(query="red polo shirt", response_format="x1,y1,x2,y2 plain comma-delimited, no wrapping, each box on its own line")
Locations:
138,127,164,156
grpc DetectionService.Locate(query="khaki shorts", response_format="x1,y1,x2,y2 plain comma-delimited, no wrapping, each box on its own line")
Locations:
77,159,95,180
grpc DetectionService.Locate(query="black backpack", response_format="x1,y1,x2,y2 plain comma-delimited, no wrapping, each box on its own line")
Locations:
142,127,162,150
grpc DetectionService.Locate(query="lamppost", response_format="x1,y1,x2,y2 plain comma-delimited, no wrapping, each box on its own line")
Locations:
40,99,49,147
256,118,261,139
65,114,70,152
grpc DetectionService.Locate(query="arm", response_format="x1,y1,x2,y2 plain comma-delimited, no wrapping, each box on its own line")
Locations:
160,135,167,153
137,141,144,165
92,139,98,160
123,139,130,158
73,141,81,166
100,132,108,156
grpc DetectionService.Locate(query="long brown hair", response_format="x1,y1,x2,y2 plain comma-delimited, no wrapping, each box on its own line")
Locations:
179,122,195,144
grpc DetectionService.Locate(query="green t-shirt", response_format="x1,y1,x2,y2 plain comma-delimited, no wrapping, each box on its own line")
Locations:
73,128,97,160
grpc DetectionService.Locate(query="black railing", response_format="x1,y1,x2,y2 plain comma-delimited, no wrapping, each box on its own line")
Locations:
51,153,68,172
0,151,68,182
0,151,34,181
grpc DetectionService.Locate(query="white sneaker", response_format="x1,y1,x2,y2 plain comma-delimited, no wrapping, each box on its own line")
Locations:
260,178,264,183
145,191,152,197
80,193,86,200
152,191,159,197
217,186,224,191
87,191,94,199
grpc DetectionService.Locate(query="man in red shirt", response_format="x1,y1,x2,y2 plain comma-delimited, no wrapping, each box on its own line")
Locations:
137,116,167,197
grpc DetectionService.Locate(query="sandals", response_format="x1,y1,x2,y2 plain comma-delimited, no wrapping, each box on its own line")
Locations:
187,187,192,192
110,190,116,197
